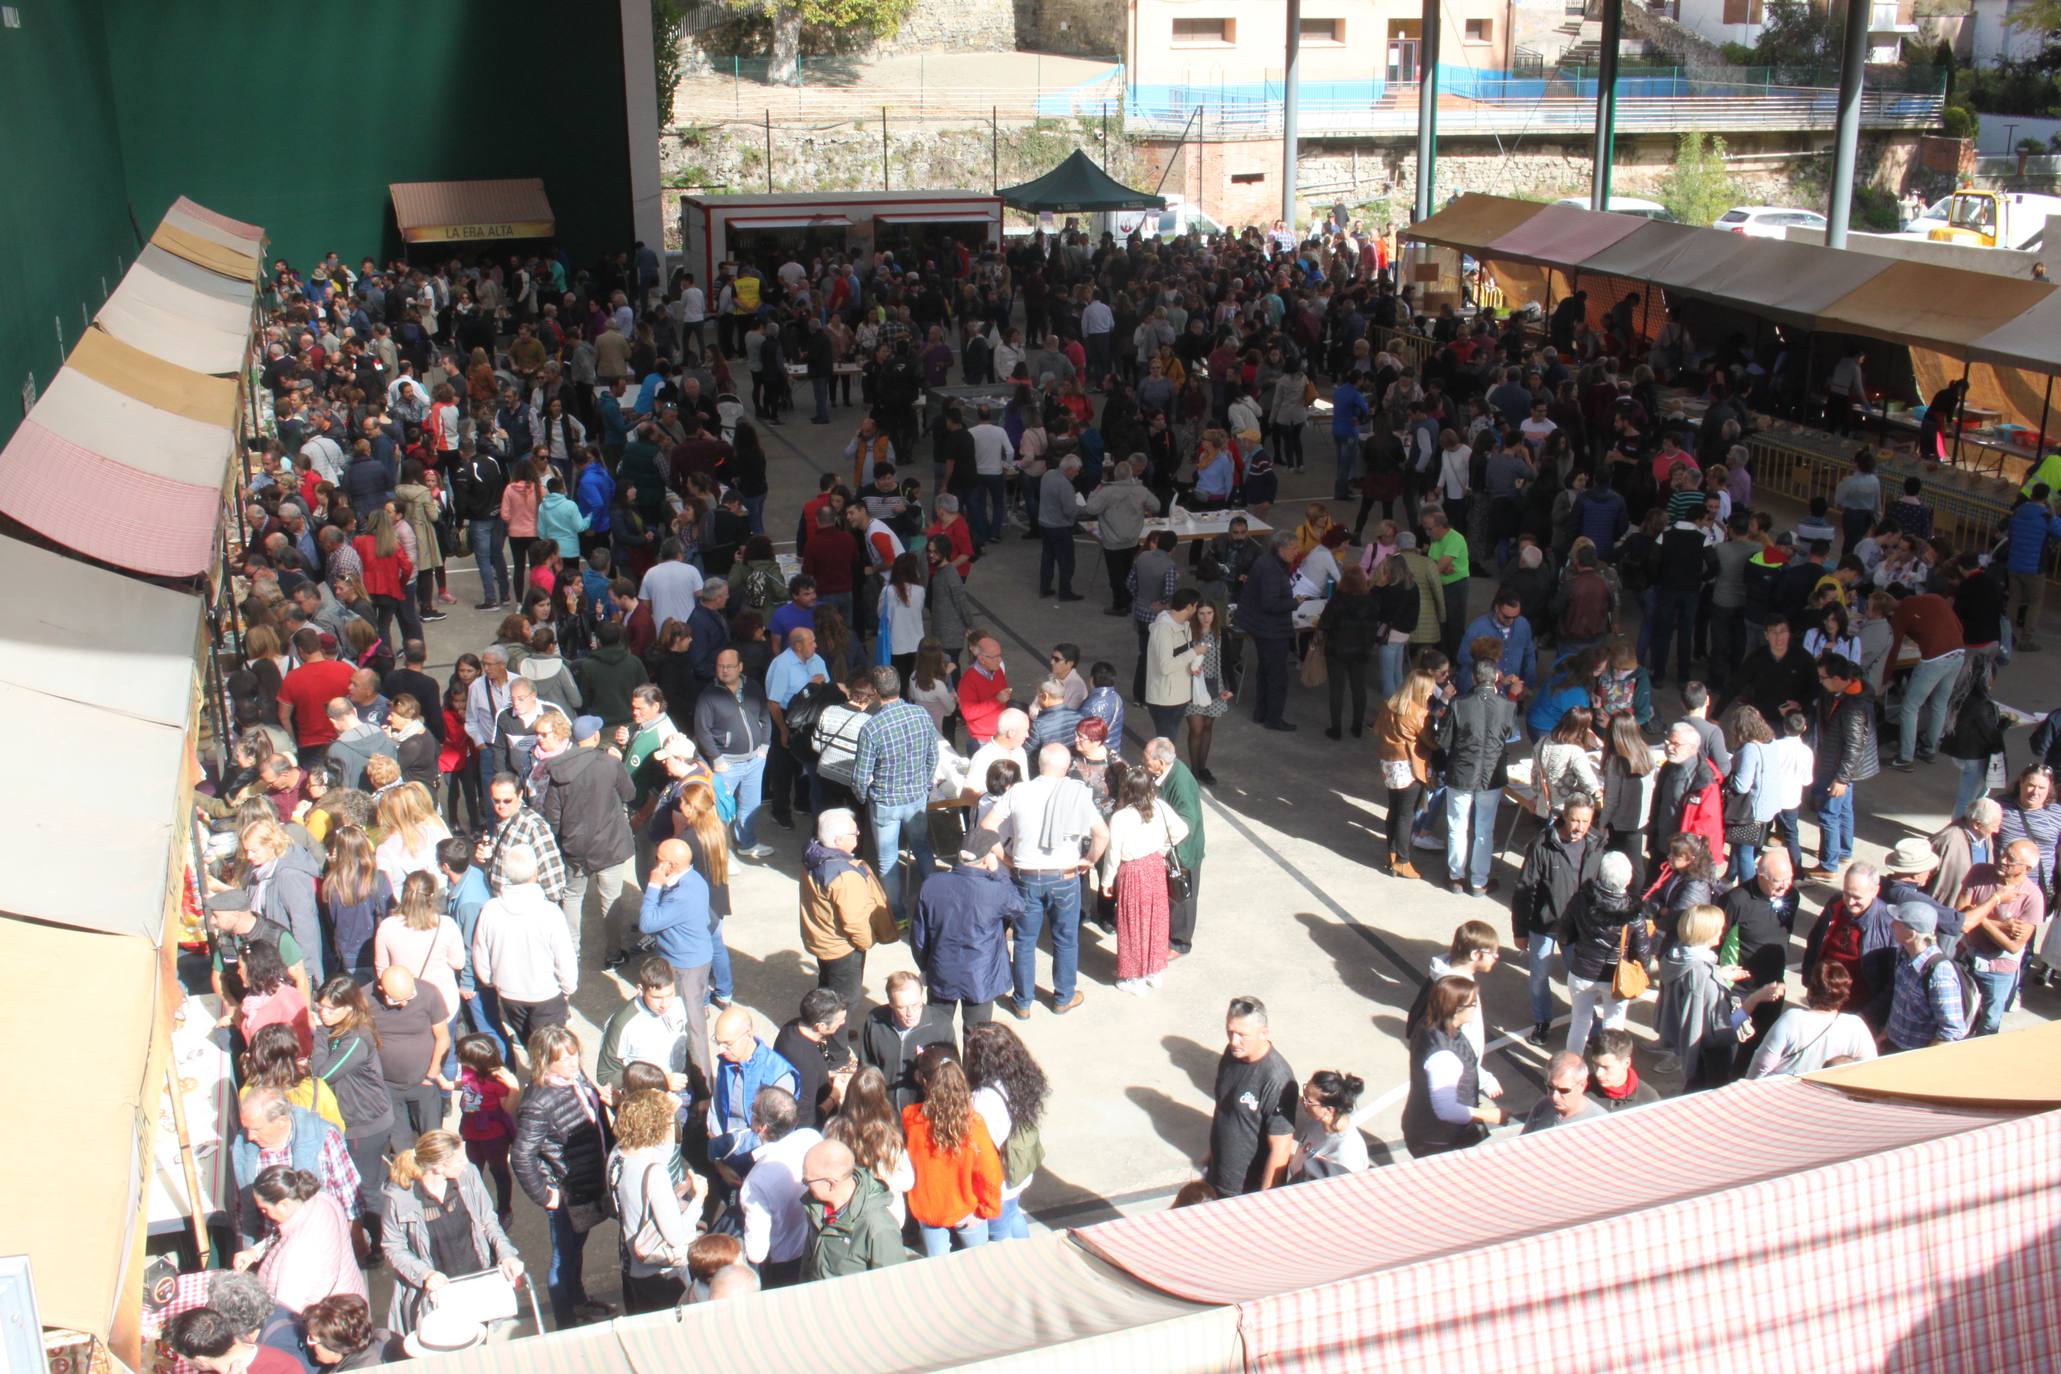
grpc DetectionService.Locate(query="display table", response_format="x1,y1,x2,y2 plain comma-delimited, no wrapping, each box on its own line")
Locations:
149,996,234,1239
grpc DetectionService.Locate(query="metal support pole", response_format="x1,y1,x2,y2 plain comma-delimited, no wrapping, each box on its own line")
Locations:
1826,0,1871,248
2039,373,2055,457
993,107,999,194
1591,0,1622,211
883,107,891,190
1413,0,1440,222
1283,0,1303,232
1102,102,1109,165
1952,355,1972,466
764,110,773,193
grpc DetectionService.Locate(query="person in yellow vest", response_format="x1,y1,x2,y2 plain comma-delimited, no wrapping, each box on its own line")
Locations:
2023,449,2061,500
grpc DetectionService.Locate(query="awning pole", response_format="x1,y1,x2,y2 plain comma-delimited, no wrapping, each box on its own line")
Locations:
165,1055,212,1264
765,111,774,194
882,108,890,191
1952,355,1972,466
1283,0,1303,232
1413,0,1440,222
1826,0,1871,249
2039,372,2055,458
1591,0,1622,211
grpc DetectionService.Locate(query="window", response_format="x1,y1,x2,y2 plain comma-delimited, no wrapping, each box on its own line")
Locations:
1721,0,1764,23
1171,17,1234,44
1300,17,1345,43
1231,171,1266,184
1464,18,1493,41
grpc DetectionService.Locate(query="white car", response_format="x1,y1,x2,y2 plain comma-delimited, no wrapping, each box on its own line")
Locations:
1552,195,1676,221
1715,206,1828,238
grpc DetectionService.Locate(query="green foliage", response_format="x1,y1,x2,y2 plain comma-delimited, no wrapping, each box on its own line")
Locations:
1719,41,1758,64
1852,184,1900,231
1962,61,2061,116
1942,104,1977,139
654,0,690,128
1657,130,1736,227
1753,0,1837,68
716,0,914,45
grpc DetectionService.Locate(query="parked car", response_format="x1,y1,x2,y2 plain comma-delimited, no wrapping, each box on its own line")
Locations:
1716,205,1829,238
1552,195,1677,221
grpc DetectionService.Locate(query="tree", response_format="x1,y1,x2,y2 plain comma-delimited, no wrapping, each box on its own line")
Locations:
721,0,915,85
1754,0,1837,70
1658,130,1736,227
654,0,690,129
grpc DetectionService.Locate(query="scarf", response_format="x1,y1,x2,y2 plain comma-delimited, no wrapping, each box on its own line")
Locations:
1598,1063,1643,1101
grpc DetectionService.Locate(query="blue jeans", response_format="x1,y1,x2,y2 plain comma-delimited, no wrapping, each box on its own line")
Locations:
1039,527,1076,595
811,376,831,422
463,985,507,1062
1444,787,1501,892
1012,870,1082,1009
1814,783,1855,870
870,798,935,927
1726,837,1760,886
1648,587,1699,683
1377,642,1408,702
720,752,767,849
994,1193,1030,1241
743,494,765,535
919,1215,990,1256
1955,756,1990,819
1332,434,1361,499
710,919,733,1001
1526,931,1562,1025
1776,807,1803,872
1899,652,1962,763
975,474,1008,543
469,517,508,604
1972,968,2016,1035
546,1204,590,1325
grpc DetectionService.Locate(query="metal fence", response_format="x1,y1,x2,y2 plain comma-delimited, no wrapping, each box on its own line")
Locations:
679,54,1127,124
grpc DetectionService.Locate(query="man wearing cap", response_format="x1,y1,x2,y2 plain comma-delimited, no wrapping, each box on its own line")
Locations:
1878,836,1961,957
1883,904,1969,1050
540,715,637,965
909,828,1023,1036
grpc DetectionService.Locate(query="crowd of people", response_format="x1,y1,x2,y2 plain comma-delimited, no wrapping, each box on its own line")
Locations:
152,210,2060,1369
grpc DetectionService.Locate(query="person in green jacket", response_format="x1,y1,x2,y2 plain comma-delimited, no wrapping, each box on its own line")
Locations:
800,1138,907,1280
1142,736,1206,956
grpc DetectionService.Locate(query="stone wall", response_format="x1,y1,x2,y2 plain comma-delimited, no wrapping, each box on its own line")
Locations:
1017,0,1126,57
876,0,1017,53
1618,1,1730,68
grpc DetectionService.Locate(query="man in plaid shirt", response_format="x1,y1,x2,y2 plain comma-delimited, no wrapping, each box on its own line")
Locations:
1885,904,1969,1050
478,771,568,902
852,665,941,926
231,1089,362,1249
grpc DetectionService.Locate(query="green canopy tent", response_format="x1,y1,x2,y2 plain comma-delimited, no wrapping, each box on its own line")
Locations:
998,149,1165,214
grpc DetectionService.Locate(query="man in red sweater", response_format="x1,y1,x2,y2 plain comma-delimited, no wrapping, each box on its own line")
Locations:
1885,591,1965,770
957,635,1012,743
801,503,857,628
277,628,357,765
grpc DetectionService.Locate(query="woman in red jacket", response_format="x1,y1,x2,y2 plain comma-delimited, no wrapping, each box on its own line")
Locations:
352,507,417,648
900,1045,1002,1256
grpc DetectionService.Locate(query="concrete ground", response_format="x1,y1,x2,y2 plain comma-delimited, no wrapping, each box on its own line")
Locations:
388,382,2060,1323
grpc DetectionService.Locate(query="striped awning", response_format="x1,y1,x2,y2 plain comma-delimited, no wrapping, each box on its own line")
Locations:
390,178,555,244
95,259,254,377
64,327,241,430
149,220,260,282
165,194,266,247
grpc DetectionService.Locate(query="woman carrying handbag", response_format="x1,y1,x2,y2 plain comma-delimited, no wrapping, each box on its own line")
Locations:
608,1089,699,1313
1558,850,1653,1053
1100,770,1190,996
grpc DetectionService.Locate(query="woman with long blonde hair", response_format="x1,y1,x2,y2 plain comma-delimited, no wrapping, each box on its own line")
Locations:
675,781,736,1008
373,871,466,1035
1372,669,1439,879
901,1044,1002,1255
380,1128,521,1334
374,781,449,895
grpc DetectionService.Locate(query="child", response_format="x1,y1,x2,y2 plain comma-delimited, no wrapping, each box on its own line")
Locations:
455,1033,520,1224
528,546,564,598
682,1234,745,1304
438,683,479,832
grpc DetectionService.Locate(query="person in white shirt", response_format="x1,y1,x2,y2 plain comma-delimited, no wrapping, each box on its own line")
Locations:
964,709,1031,803
1519,400,1558,453
678,277,708,361
735,1088,823,1285
469,844,578,1040
300,421,346,485
1436,430,1471,508
639,542,705,630
1745,960,1879,1077
1766,713,1815,871
1289,1070,1372,1181
968,403,1017,543
1098,768,1189,994
994,743,1110,1016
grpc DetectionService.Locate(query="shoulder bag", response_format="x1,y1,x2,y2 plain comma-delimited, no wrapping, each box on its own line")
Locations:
1161,811,1194,906
612,1158,682,1267
1611,919,1651,1001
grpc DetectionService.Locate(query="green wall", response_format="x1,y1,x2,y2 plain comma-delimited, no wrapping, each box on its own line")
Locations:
102,0,634,268
0,0,138,446
0,1,633,447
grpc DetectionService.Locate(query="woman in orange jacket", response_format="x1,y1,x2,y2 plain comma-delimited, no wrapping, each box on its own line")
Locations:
899,1045,1002,1255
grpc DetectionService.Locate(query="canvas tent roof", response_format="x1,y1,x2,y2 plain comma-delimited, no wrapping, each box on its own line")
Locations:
0,915,170,1348
1819,258,2056,351
63,327,242,430
1396,193,1545,253
1482,203,1648,268
390,178,556,244
149,221,260,283
95,258,255,377
1810,1018,2061,1107
164,195,265,247
998,150,1166,213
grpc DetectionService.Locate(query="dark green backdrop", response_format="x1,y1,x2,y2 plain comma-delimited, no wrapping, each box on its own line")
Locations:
1,0,634,446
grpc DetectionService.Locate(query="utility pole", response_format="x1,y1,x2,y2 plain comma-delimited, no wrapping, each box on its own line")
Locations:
1826,0,1871,247
1283,0,1303,232
1591,0,1622,210
1413,0,1440,221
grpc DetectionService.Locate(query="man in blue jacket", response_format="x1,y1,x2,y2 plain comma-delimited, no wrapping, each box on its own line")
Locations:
1233,532,1300,732
639,839,717,1090
707,1004,799,1183
2005,487,2061,650
909,828,1023,1036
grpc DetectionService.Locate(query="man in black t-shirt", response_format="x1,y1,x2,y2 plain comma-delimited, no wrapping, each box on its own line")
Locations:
1204,995,1298,1196
370,967,451,1152
772,988,854,1130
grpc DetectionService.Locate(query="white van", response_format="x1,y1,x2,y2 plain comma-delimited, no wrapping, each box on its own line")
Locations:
1109,197,1226,241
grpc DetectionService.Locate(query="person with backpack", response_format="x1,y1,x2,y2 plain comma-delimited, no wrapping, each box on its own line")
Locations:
965,1021,1049,1241
1883,904,1972,1050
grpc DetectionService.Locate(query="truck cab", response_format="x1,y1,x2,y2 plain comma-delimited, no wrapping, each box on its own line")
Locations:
1907,190,2061,250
